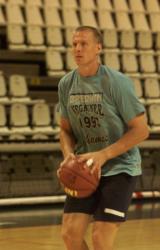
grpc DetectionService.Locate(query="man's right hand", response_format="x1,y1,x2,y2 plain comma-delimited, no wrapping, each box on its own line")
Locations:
57,153,76,178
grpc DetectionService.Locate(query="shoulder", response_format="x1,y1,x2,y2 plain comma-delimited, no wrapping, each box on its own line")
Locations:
104,66,133,85
100,66,136,103
103,66,134,95
58,69,77,89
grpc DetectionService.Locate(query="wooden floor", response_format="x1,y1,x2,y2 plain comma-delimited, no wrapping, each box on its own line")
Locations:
0,218,160,250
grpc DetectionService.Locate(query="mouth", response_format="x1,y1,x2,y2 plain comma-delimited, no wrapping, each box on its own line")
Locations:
75,55,83,60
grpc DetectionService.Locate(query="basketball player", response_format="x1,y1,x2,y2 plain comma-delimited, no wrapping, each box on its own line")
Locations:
57,26,149,250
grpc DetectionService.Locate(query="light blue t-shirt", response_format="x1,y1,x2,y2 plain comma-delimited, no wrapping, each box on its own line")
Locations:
58,65,145,176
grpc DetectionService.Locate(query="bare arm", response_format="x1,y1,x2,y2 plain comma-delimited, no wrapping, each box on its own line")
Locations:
78,113,149,172
101,113,149,160
60,117,76,159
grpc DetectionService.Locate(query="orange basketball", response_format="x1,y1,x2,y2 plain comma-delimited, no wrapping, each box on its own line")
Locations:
58,158,99,198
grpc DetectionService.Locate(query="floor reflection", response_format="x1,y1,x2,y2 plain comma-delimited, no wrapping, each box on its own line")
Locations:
0,200,160,228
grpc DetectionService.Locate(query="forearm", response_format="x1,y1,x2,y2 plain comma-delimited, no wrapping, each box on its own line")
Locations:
101,126,149,161
60,129,76,159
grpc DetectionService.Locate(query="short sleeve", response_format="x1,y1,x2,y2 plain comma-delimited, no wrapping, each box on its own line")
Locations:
58,78,69,119
112,75,145,123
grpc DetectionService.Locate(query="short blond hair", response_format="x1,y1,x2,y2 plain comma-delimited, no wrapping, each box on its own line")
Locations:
75,26,103,46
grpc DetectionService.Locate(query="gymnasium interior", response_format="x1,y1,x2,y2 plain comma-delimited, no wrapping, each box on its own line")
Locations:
0,0,160,249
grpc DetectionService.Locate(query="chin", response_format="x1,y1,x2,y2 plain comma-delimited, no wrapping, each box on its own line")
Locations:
76,61,84,66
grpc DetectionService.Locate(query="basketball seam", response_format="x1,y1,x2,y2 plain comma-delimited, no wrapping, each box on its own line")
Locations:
61,166,98,187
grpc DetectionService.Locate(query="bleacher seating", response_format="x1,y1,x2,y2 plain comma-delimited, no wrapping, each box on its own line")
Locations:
0,0,160,201
0,152,64,198
31,102,60,136
1,0,160,77
9,74,32,102
0,0,160,136
0,99,60,142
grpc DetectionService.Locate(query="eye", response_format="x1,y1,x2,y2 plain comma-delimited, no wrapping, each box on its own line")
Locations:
81,42,87,47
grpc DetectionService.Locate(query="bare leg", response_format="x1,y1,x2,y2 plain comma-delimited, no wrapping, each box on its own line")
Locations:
61,213,91,250
92,221,121,250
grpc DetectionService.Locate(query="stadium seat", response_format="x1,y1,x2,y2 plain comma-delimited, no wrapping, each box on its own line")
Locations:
9,103,33,135
7,24,27,50
79,0,96,10
25,5,44,26
139,50,156,73
128,0,145,12
61,0,78,9
46,27,64,48
98,10,115,30
53,103,60,127
96,0,113,11
103,49,121,71
0,0,5,5
25,0,42,7
52,103,60,140
0,74,10,104
26,25,46,51
0,104,10,136
130,75,144,99
0,5,6,26
120,30,136,49
9,74,32,103
155,32,160,49
65,50,77,71
32,132,49,141
148,13,160,32
64,28,75,46
31,102,59,136
144,77,160,100
103,29,118,48
80,10,98,27
115,12,133,30
43,0,60,8
112,0,129,12
137,31,153,50
44,6,62,27
132,13,150,31
46,49,65,76
144,0,160,13
148,104,160,126
9,132,26,140
156,51,160,72
62,9,80,27
6,3,25,25
7,0,24,5
140,154,156,189
121,50,139,73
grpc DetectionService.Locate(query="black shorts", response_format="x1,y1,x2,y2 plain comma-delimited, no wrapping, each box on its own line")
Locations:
64,173,138,222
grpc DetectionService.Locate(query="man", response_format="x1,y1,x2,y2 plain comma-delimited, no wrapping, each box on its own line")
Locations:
57,26,149,250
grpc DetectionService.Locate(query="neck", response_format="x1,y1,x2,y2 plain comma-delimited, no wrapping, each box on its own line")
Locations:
78,61,100,77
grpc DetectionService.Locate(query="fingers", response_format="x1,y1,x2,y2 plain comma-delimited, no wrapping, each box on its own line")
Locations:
57,168,61,178
58,153,76,178
80,158,101,178
60,153,76,167
90,166,101,178
63,152,101,178
86,158,94,168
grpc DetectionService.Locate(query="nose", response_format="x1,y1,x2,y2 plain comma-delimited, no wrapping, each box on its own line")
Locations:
75,43,82,52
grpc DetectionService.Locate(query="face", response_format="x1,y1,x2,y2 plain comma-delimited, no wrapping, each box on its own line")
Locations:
72,30,102,67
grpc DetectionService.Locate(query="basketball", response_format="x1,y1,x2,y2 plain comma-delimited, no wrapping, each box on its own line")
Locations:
58,158,100,198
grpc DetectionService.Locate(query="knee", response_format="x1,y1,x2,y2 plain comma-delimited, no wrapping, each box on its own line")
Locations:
61,224,80,244
92,228,114,250
92,229,106,250
61,225,72,243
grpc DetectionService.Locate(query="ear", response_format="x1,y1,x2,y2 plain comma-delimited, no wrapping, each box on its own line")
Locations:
97,43,102,54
